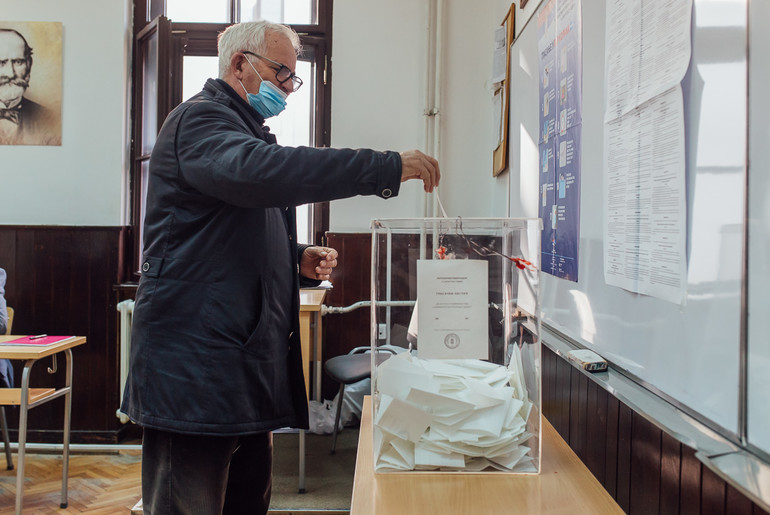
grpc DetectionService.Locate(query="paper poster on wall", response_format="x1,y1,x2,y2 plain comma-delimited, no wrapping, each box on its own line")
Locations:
604,86,687,304
537,0,582,281
0,21,62,146
604,0,692,121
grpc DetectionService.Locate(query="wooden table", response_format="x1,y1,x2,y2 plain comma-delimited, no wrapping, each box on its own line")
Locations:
351,396,624,515
299,288,327,402
297,288,327,493
0,335,86,515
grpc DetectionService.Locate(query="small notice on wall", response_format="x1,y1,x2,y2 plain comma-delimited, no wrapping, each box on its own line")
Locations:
416,260,489,360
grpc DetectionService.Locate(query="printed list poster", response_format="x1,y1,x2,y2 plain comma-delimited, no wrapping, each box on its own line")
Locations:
602,0,690,303
538,0,583,281
604,86,687,304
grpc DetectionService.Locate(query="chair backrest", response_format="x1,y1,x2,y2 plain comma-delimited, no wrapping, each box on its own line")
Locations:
4,307,13,335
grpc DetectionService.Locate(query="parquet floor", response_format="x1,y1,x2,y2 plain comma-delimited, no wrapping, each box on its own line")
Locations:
0,450,142,514
0,430,356,514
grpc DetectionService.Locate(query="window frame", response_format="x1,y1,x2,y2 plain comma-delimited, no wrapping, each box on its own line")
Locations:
127,0,332,281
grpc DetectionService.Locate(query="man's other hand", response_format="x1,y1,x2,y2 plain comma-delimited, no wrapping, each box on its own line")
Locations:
300,246,339,281
399,150,440,193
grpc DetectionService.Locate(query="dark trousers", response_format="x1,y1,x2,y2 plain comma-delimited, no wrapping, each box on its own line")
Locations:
141,427,273,515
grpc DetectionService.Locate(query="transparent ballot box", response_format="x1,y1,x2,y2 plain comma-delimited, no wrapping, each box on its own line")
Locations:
370,218,542,474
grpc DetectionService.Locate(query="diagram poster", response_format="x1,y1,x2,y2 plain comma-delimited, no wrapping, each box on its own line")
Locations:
537,0,583,281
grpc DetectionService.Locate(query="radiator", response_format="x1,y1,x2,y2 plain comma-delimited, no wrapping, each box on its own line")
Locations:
116,299,135,424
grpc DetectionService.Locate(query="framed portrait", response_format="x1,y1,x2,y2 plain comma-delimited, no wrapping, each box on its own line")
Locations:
0,21,63,146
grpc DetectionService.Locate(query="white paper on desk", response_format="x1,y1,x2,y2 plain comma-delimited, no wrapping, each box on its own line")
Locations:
374,395,432,443
425,358,501,377
512,457,538,473
429,422,480,444
420,360,483,379
507,344,528,403
417,260,489,360
458,377,514,408
377,353,438,400
405,387,475,416
375,427,416,471
482,365,510,388
482,426,528,456
465,457,494,471
421,437,484,458
389,436,416,469
415,444,466,469
432,408,475,426
504,398,526,427
377,450,412,471
456,400,510,437
488,445,530,470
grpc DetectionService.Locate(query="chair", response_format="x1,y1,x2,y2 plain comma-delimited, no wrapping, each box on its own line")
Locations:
1,306,15,470
323,346,397,454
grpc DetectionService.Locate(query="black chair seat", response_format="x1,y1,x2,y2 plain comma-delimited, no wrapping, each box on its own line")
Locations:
324,353,392,385
323,350,396,454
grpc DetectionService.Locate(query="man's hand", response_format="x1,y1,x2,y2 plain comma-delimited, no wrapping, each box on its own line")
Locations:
300,246,339,281
399,150,440,193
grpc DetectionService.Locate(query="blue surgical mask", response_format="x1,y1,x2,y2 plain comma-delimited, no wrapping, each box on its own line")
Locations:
239,57,288,119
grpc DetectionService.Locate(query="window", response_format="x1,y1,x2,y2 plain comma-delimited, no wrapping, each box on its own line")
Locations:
128,0,332,280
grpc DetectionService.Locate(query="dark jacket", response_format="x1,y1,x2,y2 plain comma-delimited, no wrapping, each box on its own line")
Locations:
121,79,401,435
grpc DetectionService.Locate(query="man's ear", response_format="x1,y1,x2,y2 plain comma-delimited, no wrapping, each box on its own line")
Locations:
230,52,247,80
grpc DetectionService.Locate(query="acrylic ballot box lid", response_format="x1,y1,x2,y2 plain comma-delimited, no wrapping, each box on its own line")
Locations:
370,217,543,474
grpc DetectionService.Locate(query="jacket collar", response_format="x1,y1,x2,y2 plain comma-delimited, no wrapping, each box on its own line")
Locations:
203,79,277,143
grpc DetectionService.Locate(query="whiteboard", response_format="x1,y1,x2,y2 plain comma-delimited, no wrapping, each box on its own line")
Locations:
508,0,747,434
747,0,770,457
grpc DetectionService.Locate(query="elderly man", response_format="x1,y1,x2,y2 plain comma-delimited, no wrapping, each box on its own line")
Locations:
121,20,439,515
0,28,60,146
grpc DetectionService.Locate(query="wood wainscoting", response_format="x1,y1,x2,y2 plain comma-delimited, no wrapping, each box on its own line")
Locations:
0,225,131,443
542,345,769,515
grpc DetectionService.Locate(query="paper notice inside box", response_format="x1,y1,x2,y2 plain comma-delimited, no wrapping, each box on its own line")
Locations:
416,259,489,360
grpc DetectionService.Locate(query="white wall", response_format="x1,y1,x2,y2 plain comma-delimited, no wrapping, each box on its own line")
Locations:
0,0,131,226
0,1,526,229
330,0,518,232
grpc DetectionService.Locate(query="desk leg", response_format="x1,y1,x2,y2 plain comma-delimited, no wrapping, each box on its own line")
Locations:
313,312,322,402
298,429,306,493
60,349,73,508
0,407,13,470
16,359,34,515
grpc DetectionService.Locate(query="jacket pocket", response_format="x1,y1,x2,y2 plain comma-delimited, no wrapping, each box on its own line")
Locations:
240,279,269,349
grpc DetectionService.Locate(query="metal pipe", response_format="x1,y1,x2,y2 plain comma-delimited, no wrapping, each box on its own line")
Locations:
321,300,416,316
4,442,142,453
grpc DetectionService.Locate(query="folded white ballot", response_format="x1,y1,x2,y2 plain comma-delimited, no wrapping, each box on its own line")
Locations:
415,445,466,469
373,352,537,472
375,395,433,443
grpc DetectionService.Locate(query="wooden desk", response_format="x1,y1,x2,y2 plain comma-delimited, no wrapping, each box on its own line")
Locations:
299,288,327,401
0,335,86,515
351,396,624,515
297,289,327,494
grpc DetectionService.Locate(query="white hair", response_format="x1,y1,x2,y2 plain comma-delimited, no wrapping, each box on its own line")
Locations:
217,21,301,79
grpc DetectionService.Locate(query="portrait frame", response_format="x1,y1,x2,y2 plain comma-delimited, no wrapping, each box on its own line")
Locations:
0,21,63,146
493,4,515,177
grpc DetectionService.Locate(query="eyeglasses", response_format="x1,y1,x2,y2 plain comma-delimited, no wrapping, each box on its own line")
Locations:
242,51,303,92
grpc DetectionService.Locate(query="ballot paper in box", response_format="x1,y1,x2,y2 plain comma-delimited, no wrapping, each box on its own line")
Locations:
370,218,543,474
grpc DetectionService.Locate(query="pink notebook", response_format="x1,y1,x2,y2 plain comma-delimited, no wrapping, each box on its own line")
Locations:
2,335,75,346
